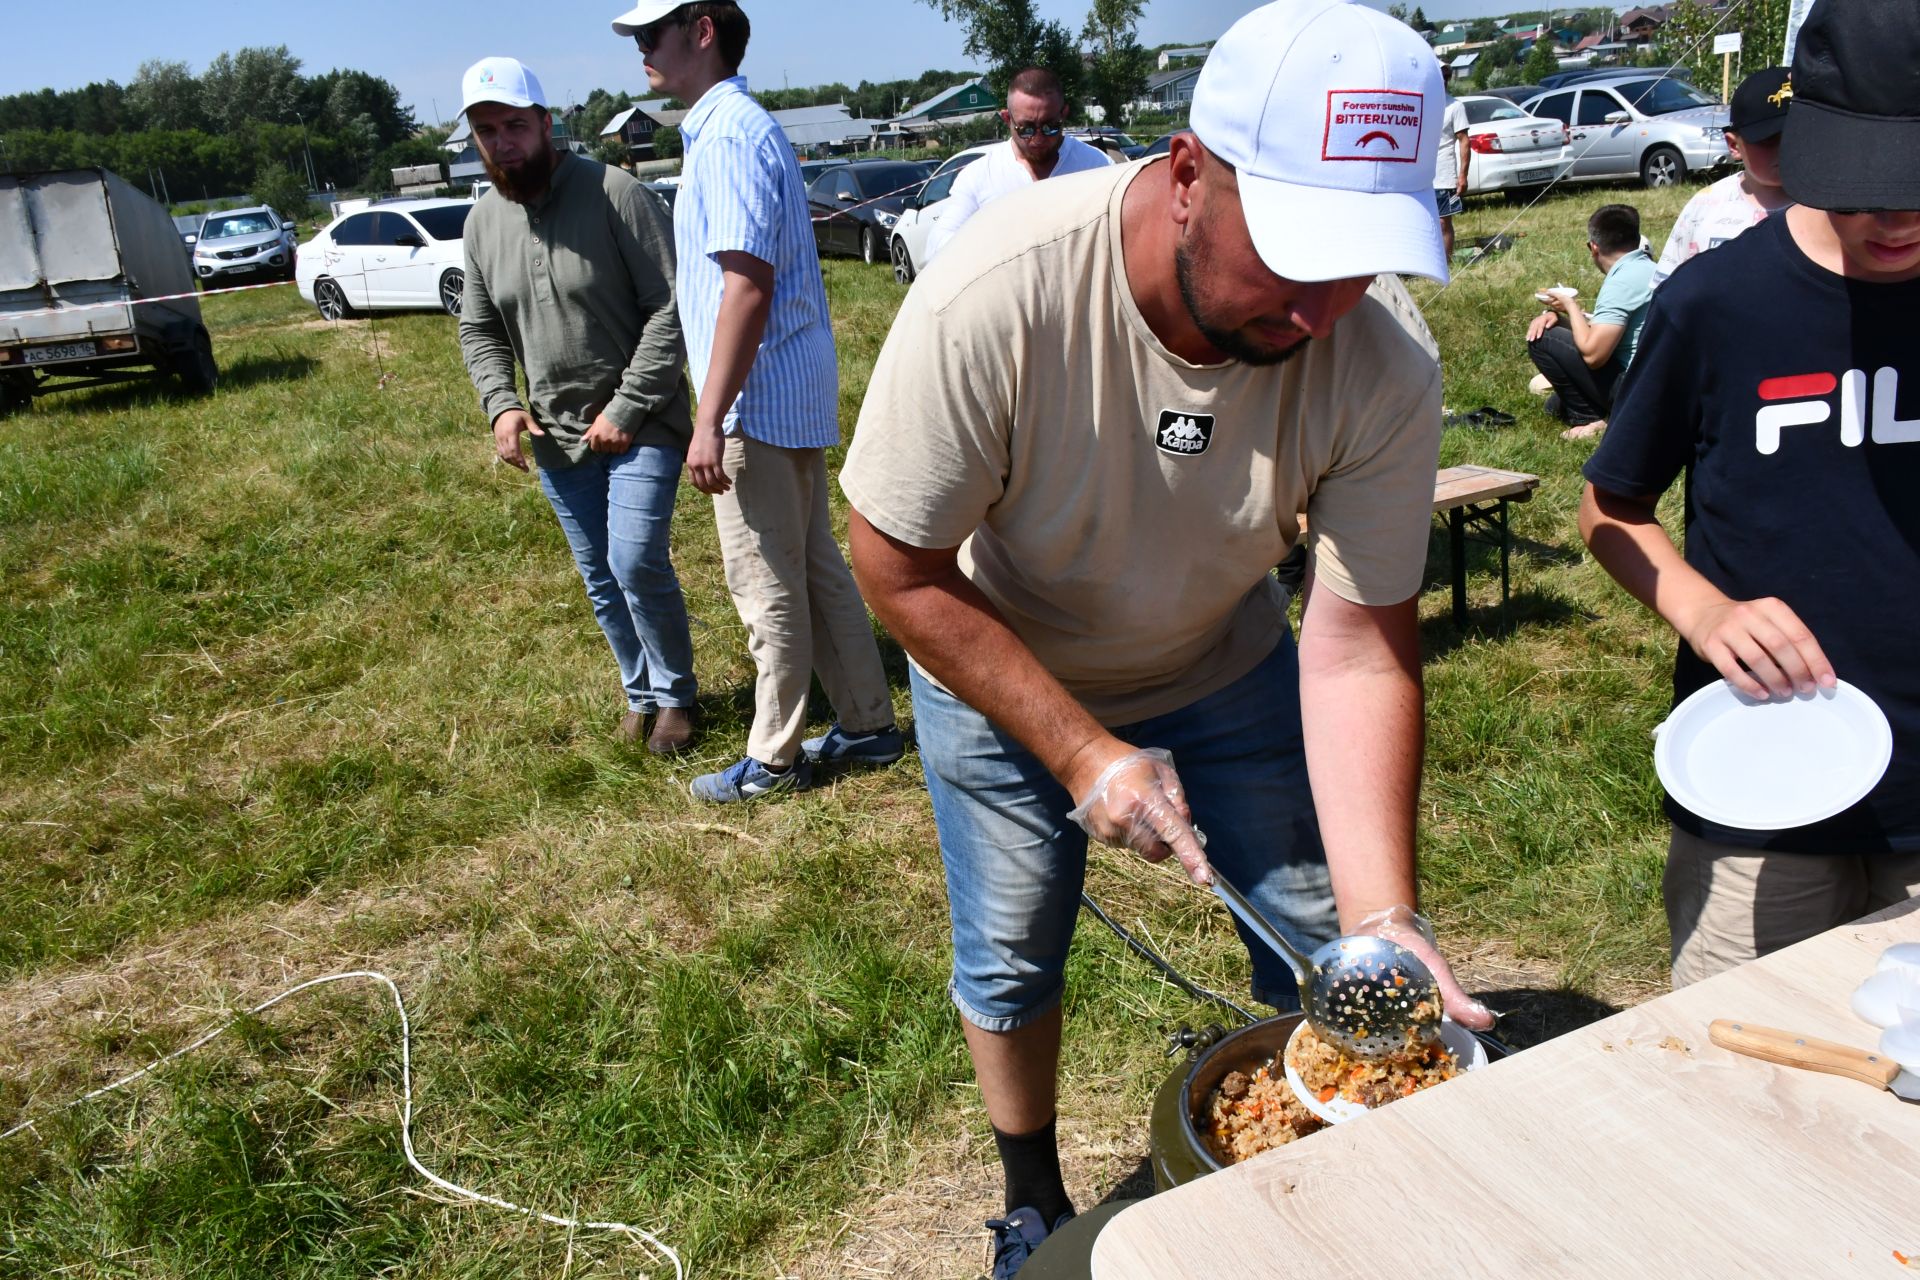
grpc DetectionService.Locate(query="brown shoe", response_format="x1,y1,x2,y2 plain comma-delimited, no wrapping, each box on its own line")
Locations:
647,706,695,755
618,710,646,745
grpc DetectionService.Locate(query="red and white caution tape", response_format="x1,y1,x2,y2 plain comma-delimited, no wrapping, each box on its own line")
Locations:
1,277,297,322
808,175,930,224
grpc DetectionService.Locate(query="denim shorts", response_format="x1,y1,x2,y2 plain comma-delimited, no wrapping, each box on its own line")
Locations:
1435,188,1465,218
911,634,1338,1032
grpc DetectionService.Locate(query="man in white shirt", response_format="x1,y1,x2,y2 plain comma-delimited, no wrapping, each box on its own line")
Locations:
923,67,1111,262
1433,95,1470,261
613,0,902,801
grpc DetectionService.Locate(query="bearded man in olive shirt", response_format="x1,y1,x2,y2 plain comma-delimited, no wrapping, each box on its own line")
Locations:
457,56,699,753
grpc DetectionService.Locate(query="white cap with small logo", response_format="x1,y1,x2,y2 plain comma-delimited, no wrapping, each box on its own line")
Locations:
1189,0,1448,283
459,57,547,116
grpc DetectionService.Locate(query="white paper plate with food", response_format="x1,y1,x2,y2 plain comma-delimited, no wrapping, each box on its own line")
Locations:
1654,680,1891,831
1283,1017,1488,1125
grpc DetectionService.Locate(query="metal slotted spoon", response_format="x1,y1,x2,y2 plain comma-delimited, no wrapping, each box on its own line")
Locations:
1209,869,1443,1058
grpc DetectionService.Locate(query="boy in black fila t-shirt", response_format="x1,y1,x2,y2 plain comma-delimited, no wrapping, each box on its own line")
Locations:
1578,0,1920,986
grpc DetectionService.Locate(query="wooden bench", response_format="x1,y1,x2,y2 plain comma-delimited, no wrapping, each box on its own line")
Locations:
1432,464,1539,625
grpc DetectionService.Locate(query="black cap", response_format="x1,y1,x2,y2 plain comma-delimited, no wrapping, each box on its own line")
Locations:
1780,0,1920,210
1727,67,1790,143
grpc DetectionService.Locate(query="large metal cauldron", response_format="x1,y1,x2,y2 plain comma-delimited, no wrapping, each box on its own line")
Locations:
1147,1012,1510,1190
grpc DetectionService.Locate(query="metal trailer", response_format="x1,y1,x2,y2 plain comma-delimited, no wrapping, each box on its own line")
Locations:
0,168,216,415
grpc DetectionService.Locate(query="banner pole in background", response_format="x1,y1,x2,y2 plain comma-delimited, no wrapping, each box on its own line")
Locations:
1783,0,1819,66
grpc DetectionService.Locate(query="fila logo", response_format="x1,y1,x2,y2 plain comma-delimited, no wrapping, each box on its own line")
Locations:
1156,410,1214,456
1755,367,1920,455
1322,90,1424,164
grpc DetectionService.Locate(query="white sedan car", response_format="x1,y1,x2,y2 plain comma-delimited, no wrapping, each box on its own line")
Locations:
887,149,988,284
1453,95,1573,196
296,198,472,319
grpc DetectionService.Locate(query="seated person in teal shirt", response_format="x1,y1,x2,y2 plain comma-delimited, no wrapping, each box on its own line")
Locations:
1525,203,1656,440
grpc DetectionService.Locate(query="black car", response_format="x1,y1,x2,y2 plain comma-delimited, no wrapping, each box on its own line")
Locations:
797,157,851,187
806,160,932,264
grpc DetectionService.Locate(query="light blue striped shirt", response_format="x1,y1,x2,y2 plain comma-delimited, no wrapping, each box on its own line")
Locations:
675,76,840,448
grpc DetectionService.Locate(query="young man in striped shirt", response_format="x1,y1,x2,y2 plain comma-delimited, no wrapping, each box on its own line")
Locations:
612,0,902,802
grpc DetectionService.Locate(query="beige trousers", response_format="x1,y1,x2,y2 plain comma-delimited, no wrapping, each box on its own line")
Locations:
1665,825,1920,987
711,434,894,768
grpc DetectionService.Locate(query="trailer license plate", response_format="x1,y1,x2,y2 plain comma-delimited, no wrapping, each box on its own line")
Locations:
1518,167,1553,184
24,341,96,364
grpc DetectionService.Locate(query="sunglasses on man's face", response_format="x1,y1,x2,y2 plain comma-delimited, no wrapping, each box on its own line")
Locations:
1010,120,1064,139
633,16,684,54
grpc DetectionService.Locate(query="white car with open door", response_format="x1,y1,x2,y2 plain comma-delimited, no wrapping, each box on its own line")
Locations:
297,198,473,319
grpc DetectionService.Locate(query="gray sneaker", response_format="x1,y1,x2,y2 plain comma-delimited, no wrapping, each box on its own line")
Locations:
800,724,906,766
689,756,811,803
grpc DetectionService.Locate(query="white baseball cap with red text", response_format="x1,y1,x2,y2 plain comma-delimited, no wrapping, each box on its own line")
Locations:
1190,0,1449,283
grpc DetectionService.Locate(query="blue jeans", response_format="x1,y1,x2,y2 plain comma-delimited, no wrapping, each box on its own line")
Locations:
538,444,697,713
912,635,1337,1032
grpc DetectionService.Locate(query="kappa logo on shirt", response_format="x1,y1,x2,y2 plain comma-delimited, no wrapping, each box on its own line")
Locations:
1156,410,1215,456
1754,366,1919,455
1322,90,1424,164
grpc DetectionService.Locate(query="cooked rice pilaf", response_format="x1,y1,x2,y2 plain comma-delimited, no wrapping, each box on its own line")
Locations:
1286,1020,1459,1108
1205,1062,1325,1164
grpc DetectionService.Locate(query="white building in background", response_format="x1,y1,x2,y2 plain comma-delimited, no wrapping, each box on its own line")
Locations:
1155,45,1211,69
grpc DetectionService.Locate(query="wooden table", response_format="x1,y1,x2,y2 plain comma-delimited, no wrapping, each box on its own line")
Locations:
1093,898,1920,1278
1431,464,1539,626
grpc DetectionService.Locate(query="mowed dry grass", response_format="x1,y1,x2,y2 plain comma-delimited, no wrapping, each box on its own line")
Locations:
2,174,1700,1277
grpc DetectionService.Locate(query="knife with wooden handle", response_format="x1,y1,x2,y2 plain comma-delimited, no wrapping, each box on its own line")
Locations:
1708,1019,1920,1100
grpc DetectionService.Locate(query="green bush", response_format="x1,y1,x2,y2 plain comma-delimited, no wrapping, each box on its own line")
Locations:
251,162,313,220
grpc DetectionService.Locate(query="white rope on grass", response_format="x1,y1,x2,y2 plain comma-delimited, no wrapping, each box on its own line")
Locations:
0,969,684,1280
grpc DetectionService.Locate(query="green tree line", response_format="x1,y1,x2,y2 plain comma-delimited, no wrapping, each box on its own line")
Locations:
919,0,1154,125
568,66,984,151
0,47,439,203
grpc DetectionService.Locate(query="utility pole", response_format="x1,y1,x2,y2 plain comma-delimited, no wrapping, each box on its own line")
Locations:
293,111,318,191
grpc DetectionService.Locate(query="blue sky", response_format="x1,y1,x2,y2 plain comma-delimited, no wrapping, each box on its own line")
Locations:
3,0,1530,127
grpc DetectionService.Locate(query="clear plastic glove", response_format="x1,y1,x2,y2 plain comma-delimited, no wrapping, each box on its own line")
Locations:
1352,904,1495,1031
1066,748,1215,886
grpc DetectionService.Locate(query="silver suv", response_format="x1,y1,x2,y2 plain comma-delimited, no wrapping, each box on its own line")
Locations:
191,205,298,287
1523,73,1730,188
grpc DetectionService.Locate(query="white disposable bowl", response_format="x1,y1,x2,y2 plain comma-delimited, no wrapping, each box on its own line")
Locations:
1284,1018,1488,1126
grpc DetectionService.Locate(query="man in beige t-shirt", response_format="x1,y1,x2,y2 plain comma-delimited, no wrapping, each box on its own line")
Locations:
840,3,1494,1271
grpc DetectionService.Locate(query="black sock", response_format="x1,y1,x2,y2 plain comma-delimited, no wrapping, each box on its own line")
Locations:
992,1116,1073,1224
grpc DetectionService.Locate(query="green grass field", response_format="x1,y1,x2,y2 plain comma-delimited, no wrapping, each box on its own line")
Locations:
1,177,1699,1278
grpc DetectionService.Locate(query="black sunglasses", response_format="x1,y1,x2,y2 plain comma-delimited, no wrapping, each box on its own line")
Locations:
1011,120,1064,139
632,14,686,54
